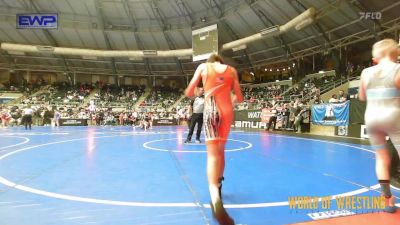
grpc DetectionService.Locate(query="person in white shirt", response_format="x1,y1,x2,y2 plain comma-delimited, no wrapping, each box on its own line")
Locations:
329,94,339,103
54,110,61,127
22,105,34,130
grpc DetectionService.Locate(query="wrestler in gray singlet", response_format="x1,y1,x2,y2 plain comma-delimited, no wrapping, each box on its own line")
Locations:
363,62,400,151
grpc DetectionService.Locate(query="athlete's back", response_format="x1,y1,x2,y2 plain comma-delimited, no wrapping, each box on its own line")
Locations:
202,63,235,111
362,62,400,128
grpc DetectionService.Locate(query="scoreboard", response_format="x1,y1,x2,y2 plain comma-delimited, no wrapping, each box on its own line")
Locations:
192,24,218,62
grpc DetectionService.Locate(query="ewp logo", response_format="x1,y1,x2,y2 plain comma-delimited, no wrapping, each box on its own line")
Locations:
17,14,58,29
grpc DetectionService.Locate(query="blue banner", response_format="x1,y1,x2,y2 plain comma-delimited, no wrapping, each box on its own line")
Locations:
312,101,349,126
17,14,58,29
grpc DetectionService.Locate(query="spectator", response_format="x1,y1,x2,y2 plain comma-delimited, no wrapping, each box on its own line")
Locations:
1,109,11,127
329,94,339,103
119,112,124,125
310,95,323,105
294,103,309,133
54,109,61,127
281,104,290,129
338,90,349,102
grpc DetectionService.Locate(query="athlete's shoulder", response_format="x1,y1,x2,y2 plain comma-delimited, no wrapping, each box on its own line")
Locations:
196,63,208,72
198,63,208,69
229,65,237,73
362,65,378,72
361,65,378,78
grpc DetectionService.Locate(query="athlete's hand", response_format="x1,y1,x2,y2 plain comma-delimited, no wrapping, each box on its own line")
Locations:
231,94,237,104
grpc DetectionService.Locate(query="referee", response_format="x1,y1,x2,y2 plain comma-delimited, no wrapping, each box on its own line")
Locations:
22,105,34,130
185,87,204,143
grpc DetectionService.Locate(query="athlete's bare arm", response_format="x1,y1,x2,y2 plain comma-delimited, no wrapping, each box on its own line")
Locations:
185,63,205,97
231,68,244,103
359,69,367,102
396,69,400,89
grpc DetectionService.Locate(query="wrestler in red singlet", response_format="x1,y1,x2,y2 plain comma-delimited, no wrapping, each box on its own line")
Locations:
185,54,243,225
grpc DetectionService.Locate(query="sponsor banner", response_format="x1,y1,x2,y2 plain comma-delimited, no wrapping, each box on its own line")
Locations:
233,121,267,129
17,13,58,29
312,101,350,126
59,119,88,126
234,109,262,122
233,109,282,129
153,118,177,126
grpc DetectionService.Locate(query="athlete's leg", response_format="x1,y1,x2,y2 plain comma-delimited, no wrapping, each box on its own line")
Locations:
388,128,400,160
216,140,226,198
376,148,391,181
387,129,400,210
216,141,225,180
204,97,234,224
206,139,234,225
216,110,232,198
371,129,396,212
206,140,222,202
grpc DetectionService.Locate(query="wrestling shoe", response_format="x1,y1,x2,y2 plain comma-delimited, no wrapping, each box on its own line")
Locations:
210,198,234,225
383,195,397,213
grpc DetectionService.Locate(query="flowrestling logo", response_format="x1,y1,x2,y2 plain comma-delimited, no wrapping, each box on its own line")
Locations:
359,12,382,20
17,13,58,29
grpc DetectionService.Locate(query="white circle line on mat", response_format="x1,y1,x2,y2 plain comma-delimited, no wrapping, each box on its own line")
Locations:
0,136,30,151
142,138,252,153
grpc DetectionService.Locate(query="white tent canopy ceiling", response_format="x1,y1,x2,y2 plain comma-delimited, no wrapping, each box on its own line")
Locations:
0,0,399,76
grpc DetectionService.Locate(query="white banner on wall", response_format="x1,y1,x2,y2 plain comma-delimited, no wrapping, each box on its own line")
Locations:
360,125,369,139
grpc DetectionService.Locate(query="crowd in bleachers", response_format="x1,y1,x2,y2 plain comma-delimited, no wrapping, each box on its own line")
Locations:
0,77,46,94
90,84,145,109
0,83,185,128
0,70,358,131
18,82,93,106
285,76,336,101
142,86,181,108
243,85,284,101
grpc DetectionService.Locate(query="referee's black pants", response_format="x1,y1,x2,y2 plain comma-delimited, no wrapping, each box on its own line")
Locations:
186,113,203,141
22,114,32,130
266,116,277,131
